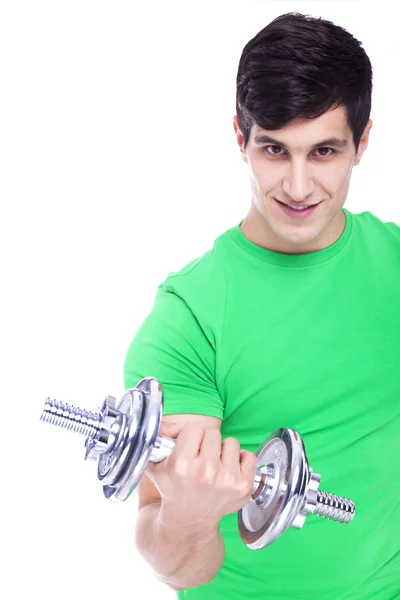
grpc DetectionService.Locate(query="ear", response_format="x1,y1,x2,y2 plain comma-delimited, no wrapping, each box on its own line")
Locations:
354,119,373,166
233,116,248,163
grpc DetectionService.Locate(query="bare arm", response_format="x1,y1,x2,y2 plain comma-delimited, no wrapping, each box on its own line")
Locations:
136,491,225,590
135,415,225,590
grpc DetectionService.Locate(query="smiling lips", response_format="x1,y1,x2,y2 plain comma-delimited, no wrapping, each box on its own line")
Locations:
275,199,321,218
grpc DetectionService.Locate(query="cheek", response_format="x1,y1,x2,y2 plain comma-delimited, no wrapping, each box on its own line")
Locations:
329,167,352,195
331,160,353,185
251,165,274,192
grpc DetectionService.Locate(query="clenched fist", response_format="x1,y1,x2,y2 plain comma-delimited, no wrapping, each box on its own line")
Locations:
145,420,257,535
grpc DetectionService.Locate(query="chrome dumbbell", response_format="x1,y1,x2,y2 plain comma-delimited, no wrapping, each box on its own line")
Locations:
40,376,355,550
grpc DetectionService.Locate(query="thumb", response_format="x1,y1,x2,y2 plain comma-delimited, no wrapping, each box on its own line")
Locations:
146,419,185,477
157,419,186,439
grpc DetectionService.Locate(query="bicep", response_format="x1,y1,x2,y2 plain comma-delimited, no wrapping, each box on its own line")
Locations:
123,288,224,420
137,413,222,510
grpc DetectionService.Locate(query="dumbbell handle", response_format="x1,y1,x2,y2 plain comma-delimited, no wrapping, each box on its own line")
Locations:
149,434,268,498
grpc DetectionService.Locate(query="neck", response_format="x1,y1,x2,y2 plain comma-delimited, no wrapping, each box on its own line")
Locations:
240,203,346,255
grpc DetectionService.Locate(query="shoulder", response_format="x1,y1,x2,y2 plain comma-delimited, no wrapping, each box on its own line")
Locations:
350,209,400,249
160,225,238,306
352,209,400,234
348,210,400,269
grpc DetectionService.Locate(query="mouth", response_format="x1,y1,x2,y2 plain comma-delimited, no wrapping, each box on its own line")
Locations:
275,199,321,219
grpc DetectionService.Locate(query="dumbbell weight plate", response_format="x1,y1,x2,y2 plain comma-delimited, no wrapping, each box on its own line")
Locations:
103,377,164,502
98,388,144,488
238,428,309,550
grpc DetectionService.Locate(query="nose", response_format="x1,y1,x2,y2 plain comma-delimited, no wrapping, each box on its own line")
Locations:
282,161,316,203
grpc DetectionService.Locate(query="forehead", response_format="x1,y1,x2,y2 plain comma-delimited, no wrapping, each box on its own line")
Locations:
251,106,351,151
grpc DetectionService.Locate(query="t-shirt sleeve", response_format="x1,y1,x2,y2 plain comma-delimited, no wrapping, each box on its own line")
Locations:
123,284,224,418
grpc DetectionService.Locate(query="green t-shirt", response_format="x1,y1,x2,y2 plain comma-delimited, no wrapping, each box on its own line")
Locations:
123,208,400,600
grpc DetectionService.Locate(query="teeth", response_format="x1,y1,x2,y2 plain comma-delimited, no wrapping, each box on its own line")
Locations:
288,205,309,211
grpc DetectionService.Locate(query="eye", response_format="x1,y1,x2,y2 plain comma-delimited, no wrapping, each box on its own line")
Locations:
265,145,285,156
264,145,336,158
316,147,336,158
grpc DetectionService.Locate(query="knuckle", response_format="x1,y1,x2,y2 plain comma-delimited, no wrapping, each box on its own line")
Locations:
237,478,253,498
221,471,236,487
171,456,189,477
198,461,217,485
222,437,240,450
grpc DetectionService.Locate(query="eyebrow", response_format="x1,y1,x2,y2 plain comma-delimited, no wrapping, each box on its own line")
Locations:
253,134,349,150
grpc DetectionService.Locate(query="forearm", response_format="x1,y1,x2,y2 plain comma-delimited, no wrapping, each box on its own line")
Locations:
135,500,225,589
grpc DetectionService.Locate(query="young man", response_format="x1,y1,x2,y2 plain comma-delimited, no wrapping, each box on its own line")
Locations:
124,12,400,600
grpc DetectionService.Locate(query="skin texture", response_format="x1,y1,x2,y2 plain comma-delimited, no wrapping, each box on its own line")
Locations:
234,106,373,254
135,415,257,591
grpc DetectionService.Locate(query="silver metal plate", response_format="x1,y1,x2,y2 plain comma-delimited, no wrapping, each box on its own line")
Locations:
98,388,144,485
103,377,163,502
238,428,309,550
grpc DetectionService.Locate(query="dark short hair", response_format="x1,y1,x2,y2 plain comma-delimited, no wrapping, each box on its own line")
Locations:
236,12,373,154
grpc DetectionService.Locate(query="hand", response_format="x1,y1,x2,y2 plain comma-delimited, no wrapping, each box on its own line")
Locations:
145,421,257,536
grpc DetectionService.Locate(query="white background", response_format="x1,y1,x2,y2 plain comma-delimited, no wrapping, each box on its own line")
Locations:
1,0,399,598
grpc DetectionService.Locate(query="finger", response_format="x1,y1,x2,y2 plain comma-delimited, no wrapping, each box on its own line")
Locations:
157,420,186,439
220,437,241,472
239,450,257,481
193,429,222,484
198,428,222,461
146,420,184,474
172,422,205,459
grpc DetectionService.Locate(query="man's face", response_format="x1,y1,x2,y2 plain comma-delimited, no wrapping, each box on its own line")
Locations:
233,106,372,254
